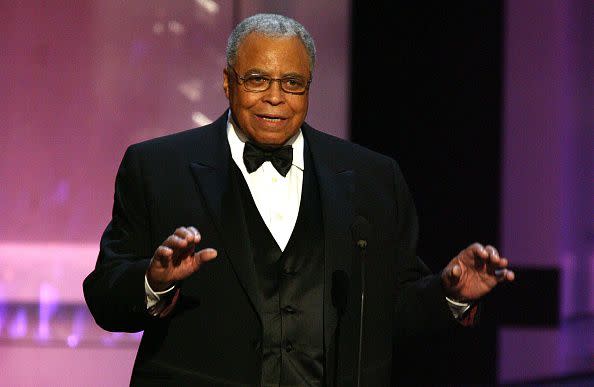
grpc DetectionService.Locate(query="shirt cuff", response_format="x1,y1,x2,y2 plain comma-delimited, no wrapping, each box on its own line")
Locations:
145,275,176,309
445,296,471,320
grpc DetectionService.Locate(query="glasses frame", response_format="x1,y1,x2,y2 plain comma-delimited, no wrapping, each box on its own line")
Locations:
228,66,311,95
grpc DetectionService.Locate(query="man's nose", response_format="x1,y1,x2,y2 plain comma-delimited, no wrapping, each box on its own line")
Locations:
262,80,285,104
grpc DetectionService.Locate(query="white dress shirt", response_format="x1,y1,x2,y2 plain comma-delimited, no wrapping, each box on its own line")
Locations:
226,117,304,252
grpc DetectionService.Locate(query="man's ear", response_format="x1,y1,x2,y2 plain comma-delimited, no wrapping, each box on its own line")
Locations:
223,68,230,99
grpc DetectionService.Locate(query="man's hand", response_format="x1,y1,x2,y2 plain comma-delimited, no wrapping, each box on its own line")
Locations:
441,243,514,302
146,226,217,292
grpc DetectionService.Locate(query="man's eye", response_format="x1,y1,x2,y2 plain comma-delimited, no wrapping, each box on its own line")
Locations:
246,75,268,84
285,78,299,86
283,77,306,89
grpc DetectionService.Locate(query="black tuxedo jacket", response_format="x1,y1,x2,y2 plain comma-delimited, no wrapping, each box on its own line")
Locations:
83,111,457,386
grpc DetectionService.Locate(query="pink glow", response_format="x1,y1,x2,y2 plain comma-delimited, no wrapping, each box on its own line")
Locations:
0,243,98,303
0,1,350,385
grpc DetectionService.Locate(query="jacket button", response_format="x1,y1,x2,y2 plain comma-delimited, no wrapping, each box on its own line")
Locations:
282,305,296,314
285,341,294,352
282,268,296,277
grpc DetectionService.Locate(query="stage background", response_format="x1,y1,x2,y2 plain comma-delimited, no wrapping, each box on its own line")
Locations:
1,1,591,386
351,1,592,385
0,1,349,385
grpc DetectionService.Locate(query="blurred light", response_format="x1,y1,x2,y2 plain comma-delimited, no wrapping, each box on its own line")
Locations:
0,242,97,303
153,22,165,35
69,306,86,347
192,112,212,127
168,20,186,36
194,0,219,15
8,307,27,338
101,331,124,346
67,334,80,348
177,79,203,102
38,282,59,340
38,322,50,341
0,302,6,333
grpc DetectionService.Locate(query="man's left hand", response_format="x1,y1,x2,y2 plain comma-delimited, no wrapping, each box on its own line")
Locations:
441,243,515,302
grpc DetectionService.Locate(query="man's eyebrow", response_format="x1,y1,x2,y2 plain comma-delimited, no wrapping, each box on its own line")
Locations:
242,67,268,75
243,68,308,78
281,72,308,79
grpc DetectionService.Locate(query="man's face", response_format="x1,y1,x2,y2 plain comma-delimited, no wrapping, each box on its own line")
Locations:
223,33,310,147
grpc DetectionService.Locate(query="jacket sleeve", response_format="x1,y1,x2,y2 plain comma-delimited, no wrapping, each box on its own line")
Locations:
83,145,154,332
390,159,459,341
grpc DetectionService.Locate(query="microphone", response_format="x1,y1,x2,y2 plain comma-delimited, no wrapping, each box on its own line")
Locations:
351,215,371,251
331,270,350,387
351,215,370,387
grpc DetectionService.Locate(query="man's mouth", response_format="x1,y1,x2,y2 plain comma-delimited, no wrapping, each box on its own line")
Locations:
256,114,286,122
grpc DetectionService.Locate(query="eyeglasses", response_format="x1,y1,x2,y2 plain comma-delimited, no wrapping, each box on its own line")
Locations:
228,66,311,95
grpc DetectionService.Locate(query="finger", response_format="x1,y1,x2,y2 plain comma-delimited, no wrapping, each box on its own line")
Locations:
193,248,218,269
468,243,487,258
451,264,462,278
153,245,173,264
443,263,461,286
494,268,515,282
163,234,190,250
183,226,199,243
485,245,500,264
487,255,509,270
174,227,194,241
485,245,499,257
187,226,202,243
506,269,515,281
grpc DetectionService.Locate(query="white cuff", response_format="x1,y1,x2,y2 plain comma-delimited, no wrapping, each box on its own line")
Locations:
445,296,471,320
145,275,176,309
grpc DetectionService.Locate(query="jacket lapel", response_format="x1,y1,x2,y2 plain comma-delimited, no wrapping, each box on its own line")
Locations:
303,126,356,380
188,113,263,324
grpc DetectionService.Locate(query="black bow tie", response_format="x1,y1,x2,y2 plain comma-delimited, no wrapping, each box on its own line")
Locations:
243,141,293,177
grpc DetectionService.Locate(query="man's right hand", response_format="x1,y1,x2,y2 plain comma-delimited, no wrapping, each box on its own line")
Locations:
146,226,217,292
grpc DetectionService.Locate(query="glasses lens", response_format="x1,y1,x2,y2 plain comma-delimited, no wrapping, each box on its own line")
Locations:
243,75,270,92
281,77,307,93
236,70,309,94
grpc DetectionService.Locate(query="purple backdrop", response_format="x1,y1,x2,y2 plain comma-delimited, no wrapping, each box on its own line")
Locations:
500,0,593,382
0,1,349,385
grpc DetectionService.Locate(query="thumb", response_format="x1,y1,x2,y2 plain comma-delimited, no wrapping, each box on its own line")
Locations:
193,248,218,269
451,264,462,278
443,263,462,285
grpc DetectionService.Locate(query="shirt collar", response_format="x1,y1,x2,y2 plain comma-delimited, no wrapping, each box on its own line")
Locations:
226,111,305,171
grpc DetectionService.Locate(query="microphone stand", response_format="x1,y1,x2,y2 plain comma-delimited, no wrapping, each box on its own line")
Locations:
333,316,342,387
356,239,367,387
332,271,348,387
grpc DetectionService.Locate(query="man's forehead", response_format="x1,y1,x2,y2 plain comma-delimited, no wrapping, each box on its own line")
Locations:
235,34,309,71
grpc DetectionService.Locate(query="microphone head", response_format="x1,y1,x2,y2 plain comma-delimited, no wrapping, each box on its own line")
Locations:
351,215,371,247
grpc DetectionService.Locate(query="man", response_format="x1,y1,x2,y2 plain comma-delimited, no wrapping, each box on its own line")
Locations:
83,13,514,386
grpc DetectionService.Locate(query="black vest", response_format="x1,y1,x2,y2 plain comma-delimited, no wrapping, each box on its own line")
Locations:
233,146,325,386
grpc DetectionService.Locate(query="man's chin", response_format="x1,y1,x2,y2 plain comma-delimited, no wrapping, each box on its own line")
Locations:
250,139,288,149
249,132,295,148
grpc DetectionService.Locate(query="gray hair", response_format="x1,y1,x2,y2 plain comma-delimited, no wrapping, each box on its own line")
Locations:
226,13,316,73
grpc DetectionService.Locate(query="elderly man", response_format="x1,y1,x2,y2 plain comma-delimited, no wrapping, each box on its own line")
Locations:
83,13,514,386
